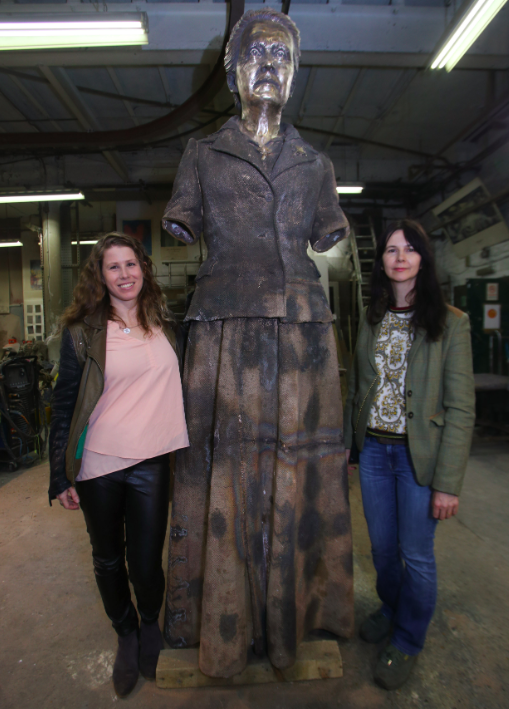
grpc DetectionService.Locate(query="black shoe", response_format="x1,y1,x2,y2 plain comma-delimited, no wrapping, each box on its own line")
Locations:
139,621,164,680
113,629,139,698
359,609,392,643
374,643,418,690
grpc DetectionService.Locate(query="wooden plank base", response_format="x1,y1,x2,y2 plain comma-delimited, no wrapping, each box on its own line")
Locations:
156,639,343,689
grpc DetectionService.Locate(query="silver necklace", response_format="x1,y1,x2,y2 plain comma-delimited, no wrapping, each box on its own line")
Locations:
122,324,139,334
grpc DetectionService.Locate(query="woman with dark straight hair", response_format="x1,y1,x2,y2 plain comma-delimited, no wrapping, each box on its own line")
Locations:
344,219,475,690
49,232,188,697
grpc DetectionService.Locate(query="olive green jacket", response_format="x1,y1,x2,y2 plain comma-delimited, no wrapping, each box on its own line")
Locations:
343,305,475,496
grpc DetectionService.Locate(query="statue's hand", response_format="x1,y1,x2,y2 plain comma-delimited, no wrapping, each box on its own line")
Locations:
163,220,195,244
313,229,346,253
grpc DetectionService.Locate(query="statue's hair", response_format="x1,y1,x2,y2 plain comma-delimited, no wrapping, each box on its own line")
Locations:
224,9,301,110
60,232,172,335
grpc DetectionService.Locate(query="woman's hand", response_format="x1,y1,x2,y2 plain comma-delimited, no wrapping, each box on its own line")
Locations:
345,449,357,476
57,487,80,511
432,491,459,520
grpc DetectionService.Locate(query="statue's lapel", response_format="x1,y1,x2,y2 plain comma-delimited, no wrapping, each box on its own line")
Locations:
209,119,265,173
271,126,319,180
209,119,318,180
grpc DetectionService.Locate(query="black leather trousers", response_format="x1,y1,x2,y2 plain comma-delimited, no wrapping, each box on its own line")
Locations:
76,454,170,636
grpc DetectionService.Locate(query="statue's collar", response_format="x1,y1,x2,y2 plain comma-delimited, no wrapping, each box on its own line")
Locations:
209,116,319,178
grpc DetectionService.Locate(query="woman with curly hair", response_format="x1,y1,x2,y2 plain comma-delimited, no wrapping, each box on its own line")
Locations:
49,232,188,697
344,219,475,690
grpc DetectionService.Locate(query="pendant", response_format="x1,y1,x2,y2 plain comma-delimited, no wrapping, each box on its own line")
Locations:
123,328,130,334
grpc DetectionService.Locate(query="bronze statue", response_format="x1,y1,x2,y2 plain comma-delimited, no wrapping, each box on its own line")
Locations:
162,9,354,679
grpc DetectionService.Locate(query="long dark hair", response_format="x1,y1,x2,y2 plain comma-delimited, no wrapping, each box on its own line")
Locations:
366,219,447,341
61,232,172,335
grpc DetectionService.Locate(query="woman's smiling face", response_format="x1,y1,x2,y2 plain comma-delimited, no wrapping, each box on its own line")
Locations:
382,230,422,288
101,245,144,307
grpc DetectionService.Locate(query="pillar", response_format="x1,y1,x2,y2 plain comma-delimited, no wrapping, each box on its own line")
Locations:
42,202,62,336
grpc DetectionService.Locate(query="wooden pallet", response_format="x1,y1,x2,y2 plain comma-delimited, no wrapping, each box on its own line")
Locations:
156,639,343,689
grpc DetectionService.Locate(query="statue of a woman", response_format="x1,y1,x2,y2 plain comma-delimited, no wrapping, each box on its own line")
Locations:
162,9,354,679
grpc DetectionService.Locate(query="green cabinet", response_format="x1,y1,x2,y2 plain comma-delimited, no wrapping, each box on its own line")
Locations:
454,278,509,374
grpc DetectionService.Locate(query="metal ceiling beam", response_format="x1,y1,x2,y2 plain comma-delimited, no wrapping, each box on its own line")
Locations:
0,0,245,152
0,88,39,134
0,67,179,111
298,123,440,160
39,66,130,181
410,89,509,183
4,73,63,133
0,5,507,69
295,67,317,126
158,67,187,151
107,67,140,127
324,67,366,151
0,51,507,72
360,69,418,143
0,5,506,55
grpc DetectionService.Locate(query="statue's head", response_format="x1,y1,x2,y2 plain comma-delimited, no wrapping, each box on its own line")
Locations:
225,9,301,111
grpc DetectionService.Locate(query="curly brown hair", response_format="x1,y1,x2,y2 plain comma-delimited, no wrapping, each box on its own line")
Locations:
61,232,171,335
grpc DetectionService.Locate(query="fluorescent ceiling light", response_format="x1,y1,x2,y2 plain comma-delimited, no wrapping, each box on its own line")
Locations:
430,0,508,71
0,192,84,204
0,17,148,51
0,241,22,247
337,185,364,194
72,240,98,245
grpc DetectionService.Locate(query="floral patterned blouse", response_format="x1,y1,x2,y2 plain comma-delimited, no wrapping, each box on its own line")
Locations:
367,306,414,435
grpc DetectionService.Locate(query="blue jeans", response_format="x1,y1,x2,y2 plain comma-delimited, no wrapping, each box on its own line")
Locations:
359,436,438,655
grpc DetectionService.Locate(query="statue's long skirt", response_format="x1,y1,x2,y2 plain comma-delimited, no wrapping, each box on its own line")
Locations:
164,318,354,678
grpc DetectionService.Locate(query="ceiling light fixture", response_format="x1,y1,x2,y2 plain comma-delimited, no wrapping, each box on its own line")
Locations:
0,16,148,51
0,241,22,247
0,192,84,204
336,185,364,194
71,240,98,245
430,0,508,71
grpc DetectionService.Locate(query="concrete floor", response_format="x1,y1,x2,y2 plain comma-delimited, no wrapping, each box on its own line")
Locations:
1,438,508,709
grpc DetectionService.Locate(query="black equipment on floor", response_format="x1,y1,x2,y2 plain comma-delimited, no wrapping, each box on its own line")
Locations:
0,356,47,471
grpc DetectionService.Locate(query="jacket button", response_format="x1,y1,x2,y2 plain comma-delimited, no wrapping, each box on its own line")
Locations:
265,194,273,202
407,390,412,397
408,412,414,419
257,232,268,238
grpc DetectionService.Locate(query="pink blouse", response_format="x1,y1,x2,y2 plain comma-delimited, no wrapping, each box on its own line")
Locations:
76,321,188,481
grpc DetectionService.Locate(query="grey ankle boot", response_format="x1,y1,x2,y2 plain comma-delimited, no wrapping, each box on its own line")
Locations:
139,621,164,680
113,629,139,697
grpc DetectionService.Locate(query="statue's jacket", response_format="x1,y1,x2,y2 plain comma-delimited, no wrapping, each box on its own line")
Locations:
162,116,349,323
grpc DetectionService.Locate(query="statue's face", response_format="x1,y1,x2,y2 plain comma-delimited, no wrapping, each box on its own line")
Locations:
236,21,295,110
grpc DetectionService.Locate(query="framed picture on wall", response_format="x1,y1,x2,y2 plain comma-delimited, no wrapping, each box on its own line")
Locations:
122,219,152,255
30,260,43,290
160,225,188,261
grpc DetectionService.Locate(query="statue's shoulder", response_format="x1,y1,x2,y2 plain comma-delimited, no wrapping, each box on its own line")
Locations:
196,116,239,148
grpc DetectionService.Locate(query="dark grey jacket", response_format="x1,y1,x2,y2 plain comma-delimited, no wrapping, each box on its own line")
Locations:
162,117,349,323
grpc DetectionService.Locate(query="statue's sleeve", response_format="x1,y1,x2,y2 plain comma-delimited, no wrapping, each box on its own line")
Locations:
310,155,350,253
161,138,203,244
